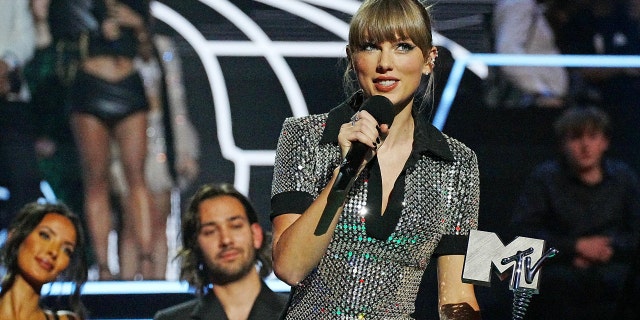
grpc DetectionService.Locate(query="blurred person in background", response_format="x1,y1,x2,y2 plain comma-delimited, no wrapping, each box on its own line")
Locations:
111,32,200,280
24,0,87,262
511,106,640,319
558,0,640,174
492,0,569,108
0,0,41,235
47,0,155,280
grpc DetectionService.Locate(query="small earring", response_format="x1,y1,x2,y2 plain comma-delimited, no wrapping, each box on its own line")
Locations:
429,47,439,70
428,58,436,70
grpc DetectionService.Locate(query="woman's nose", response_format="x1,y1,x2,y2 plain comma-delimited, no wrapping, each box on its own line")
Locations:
377,49,393,72
47,243,59,259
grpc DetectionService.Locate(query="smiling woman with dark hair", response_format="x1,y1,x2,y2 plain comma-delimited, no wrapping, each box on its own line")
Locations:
0,201,88,320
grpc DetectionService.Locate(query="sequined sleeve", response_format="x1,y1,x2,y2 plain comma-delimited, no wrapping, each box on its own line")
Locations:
444,137,480,236
271,114,333,219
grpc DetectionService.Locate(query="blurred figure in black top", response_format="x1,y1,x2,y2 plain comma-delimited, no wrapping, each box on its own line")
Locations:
511,106,640,319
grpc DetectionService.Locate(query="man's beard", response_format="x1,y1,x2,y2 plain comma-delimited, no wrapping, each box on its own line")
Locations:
208,251,257,285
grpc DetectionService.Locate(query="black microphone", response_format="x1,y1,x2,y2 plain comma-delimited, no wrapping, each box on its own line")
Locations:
314,95,394,236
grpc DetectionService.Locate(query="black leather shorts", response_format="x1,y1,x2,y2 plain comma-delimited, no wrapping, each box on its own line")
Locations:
69,69,148,127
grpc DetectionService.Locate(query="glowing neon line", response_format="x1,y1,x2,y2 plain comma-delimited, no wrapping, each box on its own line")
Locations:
199,0,312,193
467,53,640,67
42,279,289,295
153,1,280,194
205,41,347,57
433,54,640,130
200,0,308,117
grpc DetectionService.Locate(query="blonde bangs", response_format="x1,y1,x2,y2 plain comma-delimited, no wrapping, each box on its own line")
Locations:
348,0,432,55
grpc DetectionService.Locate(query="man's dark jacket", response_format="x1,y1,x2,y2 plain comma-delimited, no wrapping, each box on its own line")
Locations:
154,280,287,320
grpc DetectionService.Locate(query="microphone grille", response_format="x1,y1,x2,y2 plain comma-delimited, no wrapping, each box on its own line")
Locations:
358,95,394,126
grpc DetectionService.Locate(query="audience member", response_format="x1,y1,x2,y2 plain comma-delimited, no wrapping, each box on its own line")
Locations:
270,0,481,319
631,0,640,22
510,106,640,319
24,0,87,254
492,0,569,108
558,0,640,174
154,183,287,320
0,201,88,320
47,0,156,280
111,33,200,280
0,0,41,232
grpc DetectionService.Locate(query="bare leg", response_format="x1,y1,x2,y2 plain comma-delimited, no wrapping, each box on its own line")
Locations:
151,189,170,279
117,159,170,281
117,192,138,280
113,111,155,279
70,113,114,280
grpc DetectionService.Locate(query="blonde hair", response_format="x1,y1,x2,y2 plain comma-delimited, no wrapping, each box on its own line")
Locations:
343,0,435,111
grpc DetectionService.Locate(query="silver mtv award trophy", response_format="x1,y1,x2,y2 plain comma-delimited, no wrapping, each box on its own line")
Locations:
462,230,559,320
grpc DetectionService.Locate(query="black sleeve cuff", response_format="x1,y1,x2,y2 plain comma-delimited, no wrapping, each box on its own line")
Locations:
433,234,470,256
270,191,314,220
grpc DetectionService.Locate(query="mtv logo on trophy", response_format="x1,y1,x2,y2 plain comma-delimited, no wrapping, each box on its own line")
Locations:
462,230,559,320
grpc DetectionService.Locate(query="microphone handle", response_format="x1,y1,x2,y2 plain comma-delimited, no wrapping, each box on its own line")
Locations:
314,166,357,235
314,141,374,235
314,189,347,236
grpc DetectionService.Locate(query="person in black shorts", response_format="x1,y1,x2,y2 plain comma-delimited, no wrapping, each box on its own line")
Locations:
49,0,155,280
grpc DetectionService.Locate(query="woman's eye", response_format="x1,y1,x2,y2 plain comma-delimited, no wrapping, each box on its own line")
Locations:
361,43,377,51
63,247,75,257
397,42,415,52
39,231,50,240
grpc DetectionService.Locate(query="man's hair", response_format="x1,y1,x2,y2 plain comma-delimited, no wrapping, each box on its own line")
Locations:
177,183,272,294
0,201,88,317
553,106,611,140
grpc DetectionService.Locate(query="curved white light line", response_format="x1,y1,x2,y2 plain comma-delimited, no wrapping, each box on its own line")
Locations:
200,0,308,119
151,2,261,193
151,2,234,151
206,41,347,57
255,0,350,39
151,2,236,149
200,0,309,191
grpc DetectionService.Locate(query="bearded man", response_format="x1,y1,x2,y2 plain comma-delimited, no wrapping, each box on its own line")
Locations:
154,183,287,320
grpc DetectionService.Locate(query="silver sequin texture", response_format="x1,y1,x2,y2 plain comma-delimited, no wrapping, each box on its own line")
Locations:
272,113,480,319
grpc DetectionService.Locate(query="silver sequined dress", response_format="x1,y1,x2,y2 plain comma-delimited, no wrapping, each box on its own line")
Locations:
271,100,480,320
